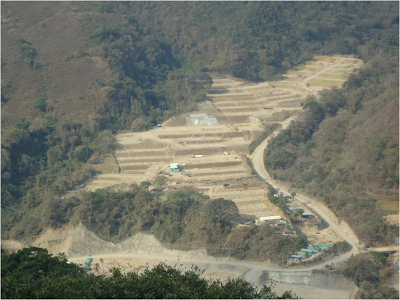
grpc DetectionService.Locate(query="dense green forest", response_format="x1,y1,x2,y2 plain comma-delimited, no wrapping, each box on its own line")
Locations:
1,1,398,254
1,247,297,299
121,2,399,80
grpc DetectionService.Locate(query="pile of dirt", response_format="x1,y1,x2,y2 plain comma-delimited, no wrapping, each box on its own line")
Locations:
1,239,24,253
186,113,219,126
8,225,214,261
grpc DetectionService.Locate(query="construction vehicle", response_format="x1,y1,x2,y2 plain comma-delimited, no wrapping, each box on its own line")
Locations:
84,254,93,268
325,263,334,270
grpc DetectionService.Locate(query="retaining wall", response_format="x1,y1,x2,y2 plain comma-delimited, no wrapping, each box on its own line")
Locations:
121,164,150,171
220,107,259,113
184,161,242,170
116,151,166,157
260,270,358,297
181,139,226,145
226,115,251,124
118,158,170,163
193,170,248,177
159,131,245,139
118,144,165,150
175,147,228,156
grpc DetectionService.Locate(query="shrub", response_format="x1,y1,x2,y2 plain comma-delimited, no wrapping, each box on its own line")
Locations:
33,98,47,112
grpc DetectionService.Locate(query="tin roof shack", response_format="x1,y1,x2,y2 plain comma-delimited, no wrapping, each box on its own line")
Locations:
283,229,293,235
290,255,302,261
302,212,313,218
301,249,314,254
288,255,302,265
274,220,285,227
274,192,290,198
301,211,320,227
287,206,301,211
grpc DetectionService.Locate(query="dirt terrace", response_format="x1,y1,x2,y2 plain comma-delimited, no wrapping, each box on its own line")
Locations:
83,55,363,220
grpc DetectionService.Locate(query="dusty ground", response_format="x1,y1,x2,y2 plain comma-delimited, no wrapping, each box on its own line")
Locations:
1,220,360,300
267,281,353,299
1,55,365,297
83,55,363,223
67,254,357,299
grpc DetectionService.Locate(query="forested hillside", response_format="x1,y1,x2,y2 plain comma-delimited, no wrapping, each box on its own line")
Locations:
125,2,398,80
265,50,399,246
1,1,398,250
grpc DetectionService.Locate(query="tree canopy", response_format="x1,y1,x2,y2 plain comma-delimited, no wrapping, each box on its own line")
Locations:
1,247,297,299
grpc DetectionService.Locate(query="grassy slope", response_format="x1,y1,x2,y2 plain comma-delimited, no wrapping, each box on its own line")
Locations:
1,2,112,131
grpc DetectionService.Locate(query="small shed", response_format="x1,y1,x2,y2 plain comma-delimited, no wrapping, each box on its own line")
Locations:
302,212,313,217
290,255,302,261
314,244,333,248
301,249,313,254
288,206,301,211
307,248,319,253
283,229,292,235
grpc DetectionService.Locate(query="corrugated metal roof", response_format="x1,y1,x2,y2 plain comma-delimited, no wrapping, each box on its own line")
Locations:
301,249,313,253
288,206,301,211
302,212,313,216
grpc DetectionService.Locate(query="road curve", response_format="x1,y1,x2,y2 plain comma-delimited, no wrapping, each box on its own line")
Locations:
69,251,349,274
248,115,362,269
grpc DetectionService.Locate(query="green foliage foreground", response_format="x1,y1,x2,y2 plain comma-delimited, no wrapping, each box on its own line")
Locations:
1,247,297,299
343,253,399,299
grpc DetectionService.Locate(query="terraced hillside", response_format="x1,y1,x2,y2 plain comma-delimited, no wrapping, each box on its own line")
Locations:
83,55,363,220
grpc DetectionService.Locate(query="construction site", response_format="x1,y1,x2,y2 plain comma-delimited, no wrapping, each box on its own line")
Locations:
84,55,363,232
6,55,398,299
40,55,371,279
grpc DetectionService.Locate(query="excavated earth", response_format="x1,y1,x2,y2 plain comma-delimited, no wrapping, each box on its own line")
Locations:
2,55,366,299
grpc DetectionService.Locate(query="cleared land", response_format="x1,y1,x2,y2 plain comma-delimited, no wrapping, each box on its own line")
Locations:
84,55,363,223
26,56,366,288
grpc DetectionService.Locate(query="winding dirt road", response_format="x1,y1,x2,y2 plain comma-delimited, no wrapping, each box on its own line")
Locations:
248,102,362,268
301,64,338,96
